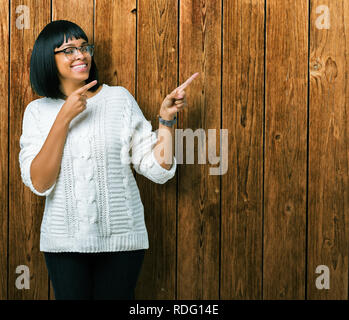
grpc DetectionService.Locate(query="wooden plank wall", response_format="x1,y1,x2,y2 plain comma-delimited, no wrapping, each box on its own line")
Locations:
0,0,9,302
1,0,348,300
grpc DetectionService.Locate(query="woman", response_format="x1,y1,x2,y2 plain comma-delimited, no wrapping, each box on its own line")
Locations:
19,20,197,300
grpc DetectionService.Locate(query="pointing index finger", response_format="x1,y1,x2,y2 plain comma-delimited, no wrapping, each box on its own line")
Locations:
76,80,97,95
178,72,199,91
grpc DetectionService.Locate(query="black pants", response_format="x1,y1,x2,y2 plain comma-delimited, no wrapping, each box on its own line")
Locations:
43,249,145,300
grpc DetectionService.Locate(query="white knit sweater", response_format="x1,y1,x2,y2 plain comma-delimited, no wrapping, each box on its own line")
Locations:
19,83,177,252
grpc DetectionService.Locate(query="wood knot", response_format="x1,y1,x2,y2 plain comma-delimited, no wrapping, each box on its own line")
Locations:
284,202,294,215
311,60,322,71
323,238,332,248
325,57,338,83
310,58,323,79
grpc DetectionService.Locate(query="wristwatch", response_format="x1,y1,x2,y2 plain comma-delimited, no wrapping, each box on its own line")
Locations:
158,115,177,127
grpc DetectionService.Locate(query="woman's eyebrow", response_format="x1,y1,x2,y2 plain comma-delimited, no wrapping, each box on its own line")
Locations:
61,41,88,48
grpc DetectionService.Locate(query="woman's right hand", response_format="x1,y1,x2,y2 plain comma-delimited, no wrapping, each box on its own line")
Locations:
58,80,98,123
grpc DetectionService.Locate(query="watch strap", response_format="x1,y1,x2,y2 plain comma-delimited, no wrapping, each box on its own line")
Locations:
158,115,177,127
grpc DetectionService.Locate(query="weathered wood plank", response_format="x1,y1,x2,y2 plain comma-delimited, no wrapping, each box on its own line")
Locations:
177,0,221,299
221,0,264,299
308,0,349,299
263,0,308,299
10,0,51,300
0,0,10,301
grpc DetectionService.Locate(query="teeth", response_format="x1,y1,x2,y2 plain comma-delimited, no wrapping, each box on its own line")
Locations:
72,64,86,69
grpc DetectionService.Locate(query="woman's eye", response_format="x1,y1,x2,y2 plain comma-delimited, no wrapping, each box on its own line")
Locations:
65,49,74,54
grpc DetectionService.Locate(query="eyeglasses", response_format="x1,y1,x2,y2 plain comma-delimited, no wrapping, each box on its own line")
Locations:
54,44,94,60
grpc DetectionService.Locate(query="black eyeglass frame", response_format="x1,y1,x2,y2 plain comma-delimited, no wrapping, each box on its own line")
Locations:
54,44,95,56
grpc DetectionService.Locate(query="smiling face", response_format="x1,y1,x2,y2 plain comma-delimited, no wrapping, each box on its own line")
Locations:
54,35,92,93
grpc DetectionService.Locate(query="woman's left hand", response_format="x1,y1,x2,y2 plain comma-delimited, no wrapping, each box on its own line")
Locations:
159,72,200,121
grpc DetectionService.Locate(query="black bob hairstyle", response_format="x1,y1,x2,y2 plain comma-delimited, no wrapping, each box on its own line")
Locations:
30,20,100,100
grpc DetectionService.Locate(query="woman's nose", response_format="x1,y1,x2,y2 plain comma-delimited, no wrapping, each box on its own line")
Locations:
74,49,85,59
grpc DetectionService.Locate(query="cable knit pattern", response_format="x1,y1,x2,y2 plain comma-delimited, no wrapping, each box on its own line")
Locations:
18,84,177,252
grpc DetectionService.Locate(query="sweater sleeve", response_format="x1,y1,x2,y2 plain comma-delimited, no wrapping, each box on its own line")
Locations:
18,101,56,196
122,88,177,184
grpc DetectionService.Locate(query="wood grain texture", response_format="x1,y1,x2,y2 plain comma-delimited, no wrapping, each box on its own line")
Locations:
263,0,308,299
10,0,51,300
0,0,9,301
177,0,220,300
221,0,264,299
95,0,137,88
308,0,349,299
